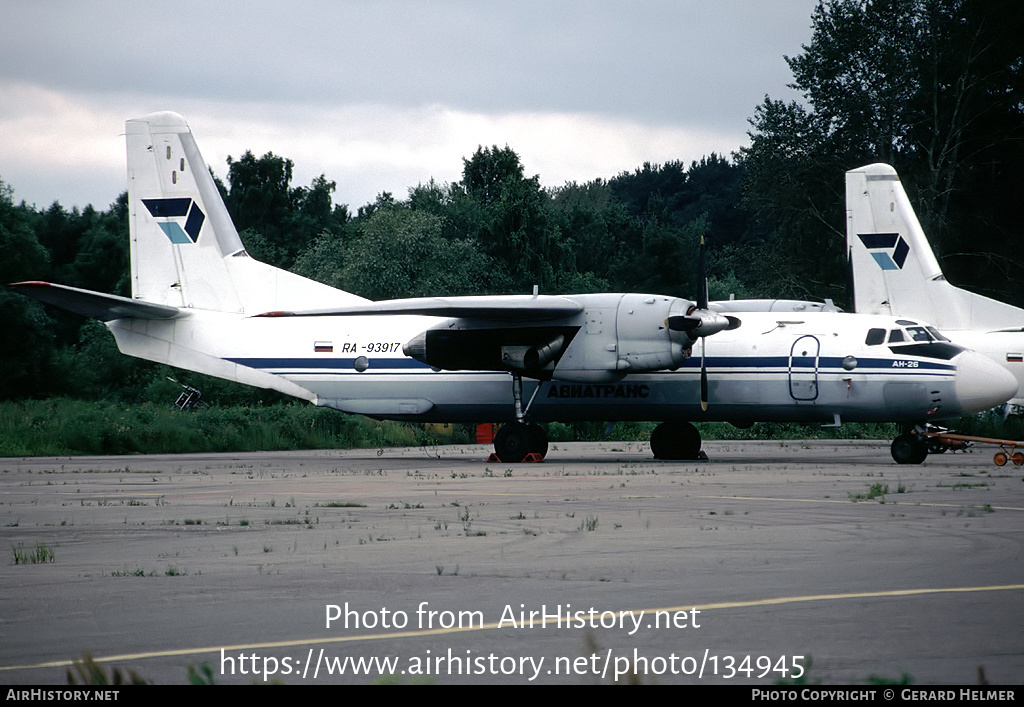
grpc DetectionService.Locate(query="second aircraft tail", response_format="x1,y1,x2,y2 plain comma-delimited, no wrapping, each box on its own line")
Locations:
845,163,1024,333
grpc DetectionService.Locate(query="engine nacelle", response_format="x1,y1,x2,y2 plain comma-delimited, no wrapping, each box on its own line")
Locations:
550,294,694,381
403,325,577,377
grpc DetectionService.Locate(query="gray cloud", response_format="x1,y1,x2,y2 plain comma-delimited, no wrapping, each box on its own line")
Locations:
1,0,817,209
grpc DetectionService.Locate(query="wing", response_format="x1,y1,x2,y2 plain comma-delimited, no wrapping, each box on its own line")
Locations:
253,294,583,320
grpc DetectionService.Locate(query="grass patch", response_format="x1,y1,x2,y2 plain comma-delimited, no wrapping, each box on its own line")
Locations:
4,398,1023,458
849,483,888,501
67,653,148,685
0,399,471,456
12,542,55,564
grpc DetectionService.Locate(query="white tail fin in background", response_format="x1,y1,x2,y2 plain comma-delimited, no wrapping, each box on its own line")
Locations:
845,163,1024,333
126,112,366,313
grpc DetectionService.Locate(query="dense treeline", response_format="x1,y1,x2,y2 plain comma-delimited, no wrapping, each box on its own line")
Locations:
2,0,1021,412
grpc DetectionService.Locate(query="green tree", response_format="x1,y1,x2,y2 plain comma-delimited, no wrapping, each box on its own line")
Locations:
226,150,295,241
741,0,1024,305
456,146,556,291
296,205,491,300
226,152,345,269
0,178,58,399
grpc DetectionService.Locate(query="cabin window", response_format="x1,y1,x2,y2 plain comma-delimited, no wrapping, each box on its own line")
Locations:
865,328,886,345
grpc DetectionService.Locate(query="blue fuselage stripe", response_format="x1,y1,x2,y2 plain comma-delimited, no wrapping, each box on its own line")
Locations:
224,355,955,376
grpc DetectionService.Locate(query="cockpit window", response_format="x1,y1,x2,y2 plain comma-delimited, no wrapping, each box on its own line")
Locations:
885,324,963,359
906,326,933,342
865,328,886,346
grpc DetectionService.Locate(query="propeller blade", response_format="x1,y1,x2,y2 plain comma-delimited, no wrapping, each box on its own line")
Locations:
700,339,709,411
697,235,708,310
697,237,710,410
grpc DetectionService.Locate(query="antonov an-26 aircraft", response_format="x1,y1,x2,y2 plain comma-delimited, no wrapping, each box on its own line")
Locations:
11,113,1017,463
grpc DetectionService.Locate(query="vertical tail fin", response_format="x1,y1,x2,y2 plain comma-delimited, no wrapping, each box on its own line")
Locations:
127,112,245,311
126,112,365,314
845,163,1024,331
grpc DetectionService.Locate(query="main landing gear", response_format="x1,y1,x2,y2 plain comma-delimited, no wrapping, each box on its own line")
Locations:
493,421,548,462
490,376,707,462
650,421,705,460
491,374,549,463
492,419,705,462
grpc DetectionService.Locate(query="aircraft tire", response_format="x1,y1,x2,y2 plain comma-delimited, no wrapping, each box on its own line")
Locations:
650,421,702,460
526,422,549,458
494,422,547,462
891,434,928,464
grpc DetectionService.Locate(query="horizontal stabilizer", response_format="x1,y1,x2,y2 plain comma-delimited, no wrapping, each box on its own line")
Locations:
10,281,182,321
254,295,584,320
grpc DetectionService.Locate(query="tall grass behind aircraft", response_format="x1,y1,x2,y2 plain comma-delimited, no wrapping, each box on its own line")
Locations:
846,163,1024,413
10,114,1017,463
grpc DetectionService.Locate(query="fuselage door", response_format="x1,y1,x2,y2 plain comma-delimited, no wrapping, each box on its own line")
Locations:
789,335,820,401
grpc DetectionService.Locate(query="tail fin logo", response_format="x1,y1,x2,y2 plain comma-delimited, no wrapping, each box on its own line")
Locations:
142,198,206,244
857,232,909,271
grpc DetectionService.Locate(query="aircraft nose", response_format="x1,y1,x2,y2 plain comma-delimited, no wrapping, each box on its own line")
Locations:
954,351,1018,413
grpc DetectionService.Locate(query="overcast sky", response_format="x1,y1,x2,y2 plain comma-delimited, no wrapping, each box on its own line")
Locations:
0,0,818,212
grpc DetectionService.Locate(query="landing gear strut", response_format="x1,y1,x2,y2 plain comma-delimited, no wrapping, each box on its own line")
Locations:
492,374,549,462
650,421,704,460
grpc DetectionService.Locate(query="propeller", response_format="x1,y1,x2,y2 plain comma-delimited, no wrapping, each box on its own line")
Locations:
697,235,709,411
664,236,741,410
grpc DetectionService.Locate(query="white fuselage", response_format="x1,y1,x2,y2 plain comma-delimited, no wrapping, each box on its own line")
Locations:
107,309,1011,425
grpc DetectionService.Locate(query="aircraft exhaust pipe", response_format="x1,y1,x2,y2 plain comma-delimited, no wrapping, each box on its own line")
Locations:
523,334,565,371
667,311,740,339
